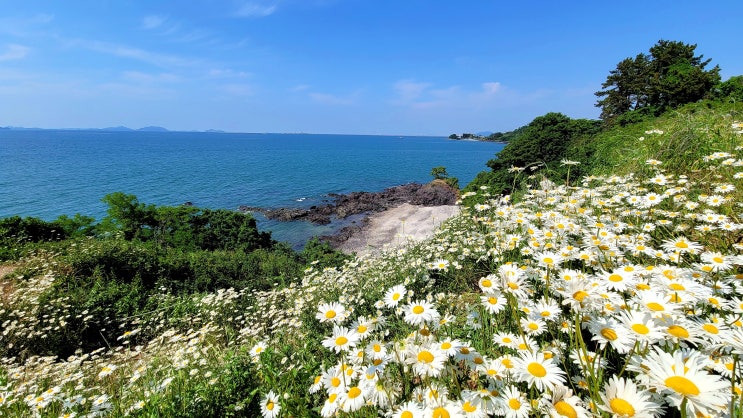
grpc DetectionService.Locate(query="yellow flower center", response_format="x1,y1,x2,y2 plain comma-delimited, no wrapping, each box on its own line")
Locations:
665,376,700,396
632,324,650,335
412,305,425,314
527,362,547,377
528,323,539,330
325,310,336,319
335,336,348,346
418,350,435,363
331,377,341,387
675,241,689,249
508,398,521,410
541,311,551,317
328,393,338,402
463,402,477,413
507,282,519,290
636,283,650,290
441,342,451,350
669,283,685,291
601,328,618,341
502,358,514,368
266,401,275,411
373,358,383,366
573,290,589,301
432,407,450,418
460,347,470,354
667,325,689,339
373,344,382,352
401,412,414,418
609,398,635,416
543,257,554,264
646,302,664,311
488,296,499,304
347,387,362,399
392,293,401,300
554,400,578,418
357,325,367,333
713,256,724,263
608,274,623,282
703,324,719,334
481,279,492,288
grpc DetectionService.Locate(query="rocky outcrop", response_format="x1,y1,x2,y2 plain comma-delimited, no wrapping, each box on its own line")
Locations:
239,181,458,225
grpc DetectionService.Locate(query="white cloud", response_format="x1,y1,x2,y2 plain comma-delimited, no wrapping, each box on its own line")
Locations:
393,79,430,102
207,68,251,78
290,84,310,92
236,2,278,17
221,83,255,97
73,39,195,68
482,81,502,95
122,71,181,83
0,44,30,61
141,15,167,30
309,92,354,105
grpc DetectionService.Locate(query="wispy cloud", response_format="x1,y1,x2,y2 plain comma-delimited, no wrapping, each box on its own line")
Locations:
141,15,167,30
70,38,197,68
207,68,251,78
482,81,502,95
290,84,310,92
0,14,54,37
392,79,505,109
236,1,278,17
393,79,431,102
0,44,30,61
121,71,181,84
309,92,355,105
220,83,255,97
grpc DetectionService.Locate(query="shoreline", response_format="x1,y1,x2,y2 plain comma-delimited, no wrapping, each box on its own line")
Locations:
329,203,460,256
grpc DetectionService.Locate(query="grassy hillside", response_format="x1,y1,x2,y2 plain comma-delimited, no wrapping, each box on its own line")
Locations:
1,104,743,417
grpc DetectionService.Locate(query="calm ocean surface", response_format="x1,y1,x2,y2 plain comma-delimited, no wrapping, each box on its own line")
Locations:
0,130,503,247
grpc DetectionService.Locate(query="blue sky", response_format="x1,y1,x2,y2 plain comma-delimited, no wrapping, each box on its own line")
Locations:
1,1,742,135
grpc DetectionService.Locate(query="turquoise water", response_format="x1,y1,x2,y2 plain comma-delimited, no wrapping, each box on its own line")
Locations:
0,130,503,247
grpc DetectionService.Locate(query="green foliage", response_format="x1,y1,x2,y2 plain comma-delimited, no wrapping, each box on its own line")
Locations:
430,166,460,189
100,192,274,252
711,75,743,102
0,216,68,260
485,125,527,142
595,39,721,123
300,237,351,270
466,112,600,194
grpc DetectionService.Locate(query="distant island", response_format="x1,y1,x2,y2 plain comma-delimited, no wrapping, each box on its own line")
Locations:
448,127,525,143
0,125,227,133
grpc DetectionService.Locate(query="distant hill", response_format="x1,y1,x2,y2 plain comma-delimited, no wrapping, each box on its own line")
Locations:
101,126,135,132
137,126,169,132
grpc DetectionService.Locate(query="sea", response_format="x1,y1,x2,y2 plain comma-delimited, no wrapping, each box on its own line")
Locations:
0,130,504,248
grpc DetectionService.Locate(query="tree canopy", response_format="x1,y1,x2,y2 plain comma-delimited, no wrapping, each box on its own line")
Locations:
595,40,720,123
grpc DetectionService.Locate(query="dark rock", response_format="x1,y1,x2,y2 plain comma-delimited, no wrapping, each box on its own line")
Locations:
239,181,458,227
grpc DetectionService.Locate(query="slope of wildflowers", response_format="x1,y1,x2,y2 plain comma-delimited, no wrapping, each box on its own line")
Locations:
1,107,743,417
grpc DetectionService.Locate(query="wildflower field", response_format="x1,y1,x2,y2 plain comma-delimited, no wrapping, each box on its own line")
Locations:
2,107,743,417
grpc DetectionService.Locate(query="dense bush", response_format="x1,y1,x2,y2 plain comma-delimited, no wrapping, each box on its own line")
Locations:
465,113,601,195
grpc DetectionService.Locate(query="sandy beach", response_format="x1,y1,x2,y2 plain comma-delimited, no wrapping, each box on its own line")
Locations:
335,203,460,256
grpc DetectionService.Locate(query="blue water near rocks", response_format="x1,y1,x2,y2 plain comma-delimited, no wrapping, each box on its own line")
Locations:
0,130,503,247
